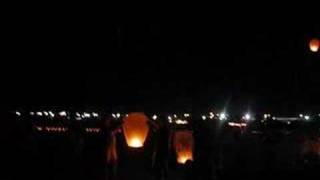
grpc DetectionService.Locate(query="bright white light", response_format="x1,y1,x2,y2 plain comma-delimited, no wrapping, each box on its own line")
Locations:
112,113,116,118
30,112,35,116
168,119,173,123
15,111,21,116
125,114,129,117
43,111,49,116
304,115,310,120
76,112,81,117
264,114,268,119
299,114,303,118
175,119,188,125
201,115,207,120
228,122,247,127
173,114,177,118
184,113,190,117
272,117,276,120
152,115,157,120
209,112,214,119
244,113,251,121
59,111,67,116
83,113,91,118
168,116,172,121
219,113,227,120
36,112,43,116
116,113,121,118
49,111,54,117
75,117,82,121
92,113,99,117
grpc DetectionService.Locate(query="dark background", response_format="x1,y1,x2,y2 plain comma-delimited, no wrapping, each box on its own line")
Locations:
2,13,319,114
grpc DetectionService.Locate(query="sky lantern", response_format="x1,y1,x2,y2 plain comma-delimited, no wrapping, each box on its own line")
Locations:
122,112,150,148
173,130,194,164
309,38,319,52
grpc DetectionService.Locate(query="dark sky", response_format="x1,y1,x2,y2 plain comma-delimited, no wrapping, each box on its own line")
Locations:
2,15,319,113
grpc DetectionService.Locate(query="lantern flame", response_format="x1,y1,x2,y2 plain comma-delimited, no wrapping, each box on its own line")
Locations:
177,151,193,164
128,137,143,148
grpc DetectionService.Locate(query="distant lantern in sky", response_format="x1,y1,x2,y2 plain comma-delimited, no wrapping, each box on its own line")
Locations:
122,112,149,148
309,38,319,52
173,130,194,164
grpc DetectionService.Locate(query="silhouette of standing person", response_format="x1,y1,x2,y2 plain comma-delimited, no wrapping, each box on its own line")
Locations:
152,119,170,180
105,117,120,180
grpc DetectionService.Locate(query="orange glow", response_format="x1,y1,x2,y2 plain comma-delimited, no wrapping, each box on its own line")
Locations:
122,113,149,148
107,132,118,164
128,137,143,148
177,151,193,164
173,130,194,164
309,38,319,52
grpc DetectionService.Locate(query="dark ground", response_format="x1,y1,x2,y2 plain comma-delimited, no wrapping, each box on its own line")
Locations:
2,113,320,180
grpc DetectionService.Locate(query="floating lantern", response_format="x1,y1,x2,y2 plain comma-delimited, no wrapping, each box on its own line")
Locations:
122,112,150,148
173,130,194,164
309,38,319,52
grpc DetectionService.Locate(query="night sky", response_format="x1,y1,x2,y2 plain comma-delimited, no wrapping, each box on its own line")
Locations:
2,15,319,113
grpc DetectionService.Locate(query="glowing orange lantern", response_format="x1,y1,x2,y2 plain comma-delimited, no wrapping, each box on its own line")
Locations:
173,130,194,164
309,38,319,52
122,112,150,148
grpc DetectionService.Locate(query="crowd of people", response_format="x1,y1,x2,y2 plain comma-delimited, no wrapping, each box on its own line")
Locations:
2,112,320,180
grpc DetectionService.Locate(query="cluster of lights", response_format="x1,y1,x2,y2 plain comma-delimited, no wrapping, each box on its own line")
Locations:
28,111,100,121
75,112,99,120
219,112,227,120
167,114,190,125
263,114,272,119
228,122,247,128
85,128,101,133
201,112,227,121
15,110,320,123
112,113,121,119
209,112,214,119
36,126,68,132
299,114,311,120
175,119,188,125
29,111,67,118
